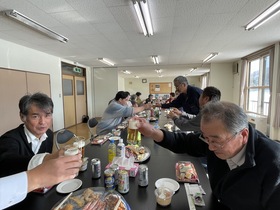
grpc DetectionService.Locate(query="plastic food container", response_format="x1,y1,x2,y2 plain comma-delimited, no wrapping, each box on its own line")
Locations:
154,187,174,206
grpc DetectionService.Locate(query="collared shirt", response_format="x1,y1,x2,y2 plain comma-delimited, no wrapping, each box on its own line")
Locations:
0,172,27,209
226,144,247,170
23,125,49,170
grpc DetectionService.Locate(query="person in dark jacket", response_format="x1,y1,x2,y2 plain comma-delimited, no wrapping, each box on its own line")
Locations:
168,86,221,132
157,76,203,115
0,92,62,178
136,101,280,210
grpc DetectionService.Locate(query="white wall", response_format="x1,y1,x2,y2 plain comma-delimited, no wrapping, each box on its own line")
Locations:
0,39,91,131
93,68,119,117
209,63,234,102
124,76,202,99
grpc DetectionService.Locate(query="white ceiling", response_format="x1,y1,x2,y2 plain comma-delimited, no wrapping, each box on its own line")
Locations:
0,0,280,79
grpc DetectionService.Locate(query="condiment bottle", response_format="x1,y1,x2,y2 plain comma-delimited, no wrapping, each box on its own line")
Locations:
108,139,116,163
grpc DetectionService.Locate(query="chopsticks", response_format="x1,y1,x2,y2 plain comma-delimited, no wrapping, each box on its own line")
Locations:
54,192,73,210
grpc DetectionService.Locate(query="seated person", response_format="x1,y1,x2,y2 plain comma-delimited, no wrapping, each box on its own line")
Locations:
165,92,176,104
168,86,221,132
96,91,151,135
157,76,203,115
135,92,143,106
144,94,154,104
136,101,280,209
0,92,62,178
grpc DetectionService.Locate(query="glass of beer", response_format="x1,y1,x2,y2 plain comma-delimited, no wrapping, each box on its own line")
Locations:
127,119,141,145
73,136,86,159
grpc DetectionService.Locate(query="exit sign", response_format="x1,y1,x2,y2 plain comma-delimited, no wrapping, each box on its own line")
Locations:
73,67,82,73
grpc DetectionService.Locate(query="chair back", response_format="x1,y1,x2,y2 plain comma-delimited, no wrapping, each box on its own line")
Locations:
55,129,76,150
87,117,98,139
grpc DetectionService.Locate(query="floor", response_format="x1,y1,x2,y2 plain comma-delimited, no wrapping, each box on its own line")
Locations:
52,122,97,152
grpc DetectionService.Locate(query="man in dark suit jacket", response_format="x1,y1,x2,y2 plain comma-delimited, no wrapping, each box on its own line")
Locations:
158,76,203,115
0,92,60,177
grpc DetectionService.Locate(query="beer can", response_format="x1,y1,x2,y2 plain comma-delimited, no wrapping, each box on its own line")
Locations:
109,164,119,185
117,169,129,194
104,169,115,191
91,158,101,179
138,164,148,187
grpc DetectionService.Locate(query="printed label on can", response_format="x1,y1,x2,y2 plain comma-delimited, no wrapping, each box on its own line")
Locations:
117,169,129,194
104,169,115,190
138,164,148,187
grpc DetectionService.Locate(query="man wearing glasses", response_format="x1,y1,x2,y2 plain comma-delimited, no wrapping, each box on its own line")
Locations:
156,76,203,115
136,101,280,209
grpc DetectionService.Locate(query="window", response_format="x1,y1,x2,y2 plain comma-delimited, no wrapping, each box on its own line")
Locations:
246,55,270,116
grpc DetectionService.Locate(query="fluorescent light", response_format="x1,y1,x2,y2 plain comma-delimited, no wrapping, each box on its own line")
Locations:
245,1,280,30
190,67,197,72
134,75,139,78
155,69,162,73
133,0,153,36
4,10,68,43
97,58,115,66
122,70,131,74
152,55,159,64
203,53,218,63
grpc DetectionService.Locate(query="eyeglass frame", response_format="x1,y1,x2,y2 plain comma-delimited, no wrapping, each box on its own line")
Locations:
199,130,241,149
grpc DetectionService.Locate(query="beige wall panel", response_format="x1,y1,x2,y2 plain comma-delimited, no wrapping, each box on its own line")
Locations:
26,72,51,96
0,69,27,134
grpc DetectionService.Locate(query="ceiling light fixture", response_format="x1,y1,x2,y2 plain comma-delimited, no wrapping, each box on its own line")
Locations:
133,0,153,36
97,58,115,66
122,70,131,74
3,10,68,43
203,53,218,63
190,67,197,73
245,0,280,30
155,69,162,73
152,55,159,64
134,75,139,78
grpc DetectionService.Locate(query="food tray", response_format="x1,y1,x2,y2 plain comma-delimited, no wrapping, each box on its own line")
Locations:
175,161,199,183
52,187,130,210
125,145,151,162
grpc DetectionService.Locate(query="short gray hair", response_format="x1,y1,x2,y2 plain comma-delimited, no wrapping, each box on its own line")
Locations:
201,101,248,134
174,76,188,85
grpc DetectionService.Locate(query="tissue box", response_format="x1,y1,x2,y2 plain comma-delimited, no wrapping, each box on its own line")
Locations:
105,163,139,177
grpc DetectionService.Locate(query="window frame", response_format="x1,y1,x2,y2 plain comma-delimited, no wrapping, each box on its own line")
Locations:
245,52,270,116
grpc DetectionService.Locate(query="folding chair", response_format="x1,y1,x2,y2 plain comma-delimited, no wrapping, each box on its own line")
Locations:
55,129,76,150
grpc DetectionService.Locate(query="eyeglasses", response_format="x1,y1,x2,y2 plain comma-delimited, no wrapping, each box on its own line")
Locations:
199,131,239,149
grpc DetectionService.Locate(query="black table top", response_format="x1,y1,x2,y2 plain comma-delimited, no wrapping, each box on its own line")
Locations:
6,116,220,210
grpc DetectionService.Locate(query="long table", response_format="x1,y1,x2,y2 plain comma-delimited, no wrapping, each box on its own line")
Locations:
6,118,220,210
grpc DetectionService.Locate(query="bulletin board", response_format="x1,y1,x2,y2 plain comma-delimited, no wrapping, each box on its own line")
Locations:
149,82,172,94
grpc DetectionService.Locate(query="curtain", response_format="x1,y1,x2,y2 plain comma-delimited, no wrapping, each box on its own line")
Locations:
267,48,274,123
239,59,247,109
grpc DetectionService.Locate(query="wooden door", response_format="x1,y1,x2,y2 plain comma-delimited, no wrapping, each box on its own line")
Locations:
74,76,87,124
62,75,76,128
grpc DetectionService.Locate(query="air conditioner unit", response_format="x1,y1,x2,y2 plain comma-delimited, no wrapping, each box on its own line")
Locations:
246,113,267,135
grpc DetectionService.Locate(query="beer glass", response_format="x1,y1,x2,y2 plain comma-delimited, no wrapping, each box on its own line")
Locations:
127,119,141,145
73,136,86,159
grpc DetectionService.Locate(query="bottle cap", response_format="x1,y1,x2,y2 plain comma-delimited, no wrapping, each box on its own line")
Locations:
110,139,114,143
119,138,123,143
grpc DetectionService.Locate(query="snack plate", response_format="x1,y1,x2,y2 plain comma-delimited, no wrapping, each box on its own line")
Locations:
52,187,131,210
125,146,151,163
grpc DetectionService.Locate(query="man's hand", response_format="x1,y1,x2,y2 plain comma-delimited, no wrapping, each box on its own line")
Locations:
27,154,82,192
